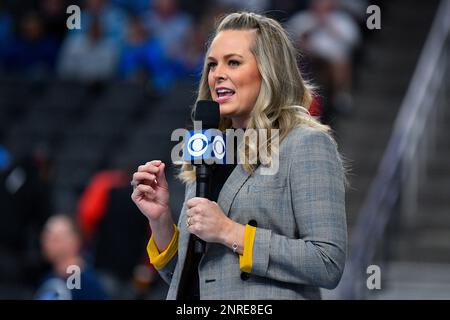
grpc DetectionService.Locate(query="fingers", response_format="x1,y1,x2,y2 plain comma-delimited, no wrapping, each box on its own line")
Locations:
132,184,156,200
185,199,226,243
185,200,208,224
186,206,200,218
150,160,162,166
136,183,155,194
136,161,168,189
186,215,201,234
133,160,169,189
132,172,156,184
186,197,209,209
154,162,169,190
186,215,193,227
137,160,162,174
185,206,202,235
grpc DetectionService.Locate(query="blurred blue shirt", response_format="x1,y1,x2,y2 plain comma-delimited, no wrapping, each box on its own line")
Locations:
119,36,176,92
35,266,109,300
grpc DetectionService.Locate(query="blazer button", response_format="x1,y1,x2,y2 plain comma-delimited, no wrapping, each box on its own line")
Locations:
240,272,250,281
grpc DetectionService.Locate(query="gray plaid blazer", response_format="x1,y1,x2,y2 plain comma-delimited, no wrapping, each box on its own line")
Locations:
158,126,347,300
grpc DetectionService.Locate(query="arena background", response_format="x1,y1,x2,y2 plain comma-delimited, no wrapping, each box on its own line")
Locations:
0,0,448,299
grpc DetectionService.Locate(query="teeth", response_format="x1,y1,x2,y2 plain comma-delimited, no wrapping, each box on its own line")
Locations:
217,88,234,94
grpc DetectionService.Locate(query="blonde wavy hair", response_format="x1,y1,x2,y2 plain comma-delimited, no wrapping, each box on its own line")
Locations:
178,12,332,183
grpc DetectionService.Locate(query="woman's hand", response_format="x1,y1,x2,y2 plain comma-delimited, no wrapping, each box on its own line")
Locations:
186,197,241,246
131,160,170,222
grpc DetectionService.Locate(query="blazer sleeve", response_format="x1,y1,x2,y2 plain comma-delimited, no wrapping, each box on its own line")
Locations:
250,129,347,289
152,246,178,285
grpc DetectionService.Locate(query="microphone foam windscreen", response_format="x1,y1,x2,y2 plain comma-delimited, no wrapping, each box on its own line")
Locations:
194,100,220,129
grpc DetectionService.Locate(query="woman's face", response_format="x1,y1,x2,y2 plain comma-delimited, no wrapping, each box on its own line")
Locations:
207,30,262,128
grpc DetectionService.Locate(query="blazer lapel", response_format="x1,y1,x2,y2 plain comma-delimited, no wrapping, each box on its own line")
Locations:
217,164,254,217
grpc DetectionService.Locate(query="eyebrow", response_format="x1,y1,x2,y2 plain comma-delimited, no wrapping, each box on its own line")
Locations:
207,53,244,60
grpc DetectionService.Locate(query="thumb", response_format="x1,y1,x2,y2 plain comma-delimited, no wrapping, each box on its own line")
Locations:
155,162,169,189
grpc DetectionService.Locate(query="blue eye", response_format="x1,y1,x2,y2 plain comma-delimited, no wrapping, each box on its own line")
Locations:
207,62,217,69
229,60,240,66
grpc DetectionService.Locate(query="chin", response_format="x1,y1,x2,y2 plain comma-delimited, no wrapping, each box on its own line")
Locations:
218,103,235,116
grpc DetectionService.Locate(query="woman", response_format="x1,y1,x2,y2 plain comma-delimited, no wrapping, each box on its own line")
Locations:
131,12,347,300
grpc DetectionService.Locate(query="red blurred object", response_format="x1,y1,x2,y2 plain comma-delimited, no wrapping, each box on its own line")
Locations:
309,95,322,117
77,170,129,242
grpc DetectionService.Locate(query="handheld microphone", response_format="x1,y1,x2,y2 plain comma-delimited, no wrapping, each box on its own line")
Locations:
186,100,221,255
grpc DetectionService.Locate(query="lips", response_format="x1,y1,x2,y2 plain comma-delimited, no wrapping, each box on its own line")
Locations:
215,87,235,104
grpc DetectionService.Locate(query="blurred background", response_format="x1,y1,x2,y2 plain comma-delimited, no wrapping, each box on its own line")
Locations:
0,0,448,299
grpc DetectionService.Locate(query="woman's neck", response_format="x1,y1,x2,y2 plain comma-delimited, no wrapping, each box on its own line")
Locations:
231,117,249,129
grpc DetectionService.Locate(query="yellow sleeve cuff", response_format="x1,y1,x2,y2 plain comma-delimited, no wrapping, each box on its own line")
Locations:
147,224,179,270
239,224,256,273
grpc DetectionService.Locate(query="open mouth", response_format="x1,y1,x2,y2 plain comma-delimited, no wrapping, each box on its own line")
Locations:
215,88,235,103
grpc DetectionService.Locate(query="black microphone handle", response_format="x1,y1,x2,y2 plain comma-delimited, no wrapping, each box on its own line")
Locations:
194,165,211,255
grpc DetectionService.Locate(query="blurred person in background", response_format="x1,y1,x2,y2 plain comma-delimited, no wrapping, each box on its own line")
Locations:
119,15,175,92
70,0,127,45
339,0,370,26
39,0,68,43
173,5,223,80
2,11,59,78
35,214,108,300
57,15,119,82
287,0,361,124
140,0,193,67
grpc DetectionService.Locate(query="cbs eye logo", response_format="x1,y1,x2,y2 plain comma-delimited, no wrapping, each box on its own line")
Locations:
187,133,208,157
212,135,225,160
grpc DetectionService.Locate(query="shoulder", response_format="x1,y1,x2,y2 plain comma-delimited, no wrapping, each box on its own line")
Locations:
280,125,339,163
284,125,336,149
